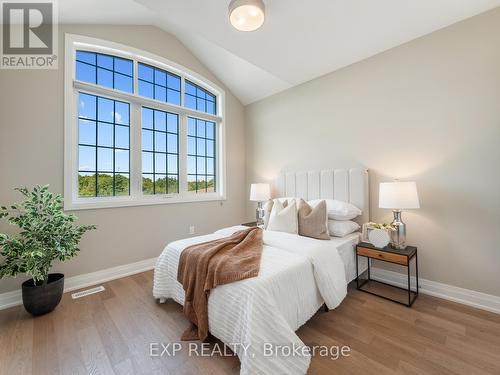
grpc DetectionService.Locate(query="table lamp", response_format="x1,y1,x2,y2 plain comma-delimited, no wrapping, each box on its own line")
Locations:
379,181,420,249
249,183,271,228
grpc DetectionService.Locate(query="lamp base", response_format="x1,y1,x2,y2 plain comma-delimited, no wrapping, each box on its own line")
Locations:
390,210,406,250
255,201,265,228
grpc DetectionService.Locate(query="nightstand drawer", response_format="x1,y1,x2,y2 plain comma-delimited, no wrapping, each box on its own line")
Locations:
357,246,408,265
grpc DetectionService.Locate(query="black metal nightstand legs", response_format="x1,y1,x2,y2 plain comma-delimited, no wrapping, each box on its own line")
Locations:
355,250,419,308
408,259,411,306
416,251,419,294
367,257,371,280
355,247,359,289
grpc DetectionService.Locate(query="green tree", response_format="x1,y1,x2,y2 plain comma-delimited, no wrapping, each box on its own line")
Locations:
78,173,130,197
114,174,129,196
142,176,154,194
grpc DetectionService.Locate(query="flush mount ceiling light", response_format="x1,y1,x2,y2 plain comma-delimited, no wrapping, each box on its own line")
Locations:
229,0,265,32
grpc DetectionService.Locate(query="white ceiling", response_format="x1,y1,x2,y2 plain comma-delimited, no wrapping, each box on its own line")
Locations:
60,0,500,105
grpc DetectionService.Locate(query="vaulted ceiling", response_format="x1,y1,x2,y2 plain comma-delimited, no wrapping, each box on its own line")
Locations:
61,0,500,104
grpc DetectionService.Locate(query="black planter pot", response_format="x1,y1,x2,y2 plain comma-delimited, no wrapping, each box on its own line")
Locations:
22,273,64,316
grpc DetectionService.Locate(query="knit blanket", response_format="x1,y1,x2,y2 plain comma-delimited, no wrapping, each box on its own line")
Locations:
177,227,263,341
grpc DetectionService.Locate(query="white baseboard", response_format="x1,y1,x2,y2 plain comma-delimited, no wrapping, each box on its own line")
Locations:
0,290,24,311
0,257,157,311
370,267,500,315
2,259,499,316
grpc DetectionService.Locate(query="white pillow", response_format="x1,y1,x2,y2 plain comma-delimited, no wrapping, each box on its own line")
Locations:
262,200,274,229
328,220,360,237
309,199,362,221
267,199,298,234
276,197,300,208
262,198,298,229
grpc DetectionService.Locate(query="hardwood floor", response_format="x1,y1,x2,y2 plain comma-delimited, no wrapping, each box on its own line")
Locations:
1,271,499,375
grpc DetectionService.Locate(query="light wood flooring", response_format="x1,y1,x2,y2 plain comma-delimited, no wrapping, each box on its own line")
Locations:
1,271,499,375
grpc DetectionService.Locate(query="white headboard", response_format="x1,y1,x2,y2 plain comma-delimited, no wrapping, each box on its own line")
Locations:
276,168,369,224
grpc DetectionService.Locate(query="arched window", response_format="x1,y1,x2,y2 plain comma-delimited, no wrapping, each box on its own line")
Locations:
64,34,225,210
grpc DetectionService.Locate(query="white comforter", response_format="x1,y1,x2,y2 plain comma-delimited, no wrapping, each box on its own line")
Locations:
153,226,347,375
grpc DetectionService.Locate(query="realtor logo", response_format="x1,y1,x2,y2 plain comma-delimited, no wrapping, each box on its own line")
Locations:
1,0,58,69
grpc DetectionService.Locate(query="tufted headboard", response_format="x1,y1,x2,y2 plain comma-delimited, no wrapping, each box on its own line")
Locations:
276,168,369,225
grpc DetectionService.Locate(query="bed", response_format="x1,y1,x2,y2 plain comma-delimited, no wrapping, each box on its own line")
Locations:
153,168,369,375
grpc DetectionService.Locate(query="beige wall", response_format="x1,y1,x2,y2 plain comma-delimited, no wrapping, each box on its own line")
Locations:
0,25,246,293
2,10,500,298
245,9,500,297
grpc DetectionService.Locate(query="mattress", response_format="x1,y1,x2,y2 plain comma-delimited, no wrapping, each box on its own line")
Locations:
153,226,349,375
331,232,368,283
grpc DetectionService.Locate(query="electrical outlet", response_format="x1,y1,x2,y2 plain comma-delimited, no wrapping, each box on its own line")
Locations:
189,225,195,235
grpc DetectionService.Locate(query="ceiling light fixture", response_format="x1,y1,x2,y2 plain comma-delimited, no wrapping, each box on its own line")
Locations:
229,0,265,32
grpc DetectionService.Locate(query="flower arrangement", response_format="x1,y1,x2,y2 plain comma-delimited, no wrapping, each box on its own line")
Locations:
366,222,395,231
362,222,395,244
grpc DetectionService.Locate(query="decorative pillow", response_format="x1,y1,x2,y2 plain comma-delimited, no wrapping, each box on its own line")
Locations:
309,199,362,221
304,199,330,235
276,197,299,207
262,199,274,229
267,199,298,234
298,199,330,240
328,220,360,237
263,199,290,228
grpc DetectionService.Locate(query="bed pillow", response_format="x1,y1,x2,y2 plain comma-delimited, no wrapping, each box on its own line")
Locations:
267,199,298,234
309,199,362,221
328,220,360,237
298,199,330,240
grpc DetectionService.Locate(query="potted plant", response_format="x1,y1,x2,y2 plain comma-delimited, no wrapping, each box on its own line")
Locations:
0,185,95,315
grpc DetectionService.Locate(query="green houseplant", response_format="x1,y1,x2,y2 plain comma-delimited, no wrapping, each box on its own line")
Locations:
0,185,95,315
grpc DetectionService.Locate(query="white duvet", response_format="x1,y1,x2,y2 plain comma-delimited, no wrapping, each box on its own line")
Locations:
153,226,348,375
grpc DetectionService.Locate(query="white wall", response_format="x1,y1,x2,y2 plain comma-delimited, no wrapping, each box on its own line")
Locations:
245,8,500,297
0,25,247,293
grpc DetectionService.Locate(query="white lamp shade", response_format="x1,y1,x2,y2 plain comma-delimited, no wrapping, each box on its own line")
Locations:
249,183,270,202
379,181,420,209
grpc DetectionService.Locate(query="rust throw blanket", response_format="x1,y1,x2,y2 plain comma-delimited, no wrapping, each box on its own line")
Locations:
177,227,263,341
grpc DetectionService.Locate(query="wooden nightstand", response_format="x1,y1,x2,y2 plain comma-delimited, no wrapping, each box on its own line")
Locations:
356,242,419,307
241,221,258,227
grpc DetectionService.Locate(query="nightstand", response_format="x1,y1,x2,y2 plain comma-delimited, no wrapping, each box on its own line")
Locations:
355,242,419,307
241,221,258,227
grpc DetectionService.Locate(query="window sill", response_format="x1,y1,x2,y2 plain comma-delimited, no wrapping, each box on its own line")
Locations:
64,193,225,211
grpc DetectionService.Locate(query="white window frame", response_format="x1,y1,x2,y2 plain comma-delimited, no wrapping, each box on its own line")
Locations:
64,34,226,210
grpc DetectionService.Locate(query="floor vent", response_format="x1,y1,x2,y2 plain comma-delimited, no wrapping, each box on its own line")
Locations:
71,286,105,299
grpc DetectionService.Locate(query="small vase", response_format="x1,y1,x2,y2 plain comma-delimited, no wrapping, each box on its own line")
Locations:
368,229,390,249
